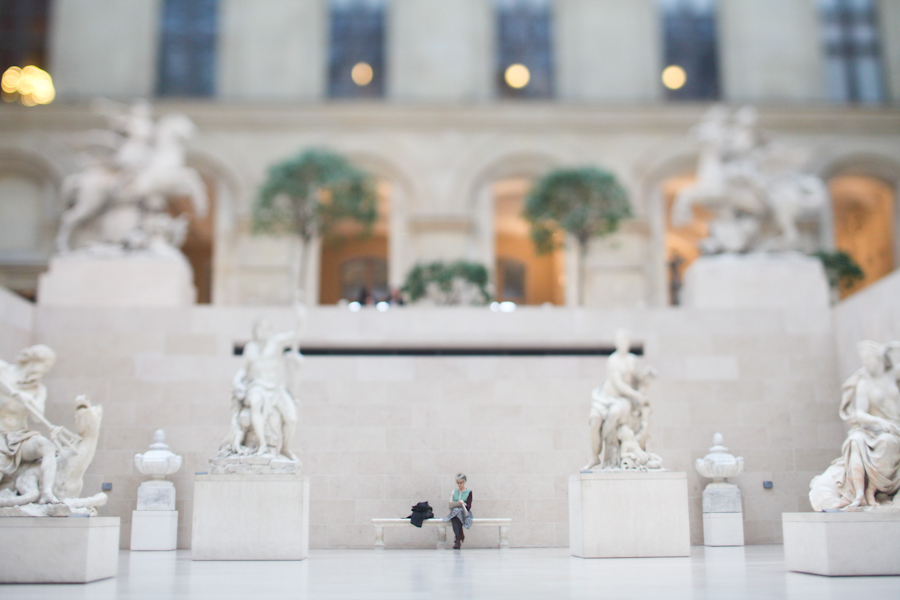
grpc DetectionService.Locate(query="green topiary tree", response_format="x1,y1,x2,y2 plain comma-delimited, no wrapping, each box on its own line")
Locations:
402,260,491,305
814,250,865,298
523,167,632,305
254,149,378,302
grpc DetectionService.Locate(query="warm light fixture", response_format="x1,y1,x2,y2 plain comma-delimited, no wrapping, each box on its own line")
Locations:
1,65,55,106
662,65,687,90
504,63,530,89
351,62,374,86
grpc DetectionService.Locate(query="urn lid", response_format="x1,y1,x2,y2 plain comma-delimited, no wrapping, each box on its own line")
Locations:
701,433,740,466
134,429,183,476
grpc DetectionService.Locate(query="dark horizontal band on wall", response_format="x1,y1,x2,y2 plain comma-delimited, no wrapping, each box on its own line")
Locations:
232,344,643,357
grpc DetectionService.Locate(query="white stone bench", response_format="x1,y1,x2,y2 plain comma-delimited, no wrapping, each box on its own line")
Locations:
372,518,511,550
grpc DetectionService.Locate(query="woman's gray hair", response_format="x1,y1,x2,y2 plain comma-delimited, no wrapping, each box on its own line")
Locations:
455,473,467,482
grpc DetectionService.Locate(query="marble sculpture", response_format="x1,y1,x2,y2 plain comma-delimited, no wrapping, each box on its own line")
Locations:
672,105,827,254
0,345,106,516
582,330,661,471
211,304,306,474
55,99,207,258
810,340,900,511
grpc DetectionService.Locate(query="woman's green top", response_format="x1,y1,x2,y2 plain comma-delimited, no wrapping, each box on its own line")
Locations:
452,489,471,502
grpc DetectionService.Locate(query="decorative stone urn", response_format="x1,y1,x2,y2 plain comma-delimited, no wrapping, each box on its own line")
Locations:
695,433,745,546
132,430,183,551
135,429,183,479
695,433,744,484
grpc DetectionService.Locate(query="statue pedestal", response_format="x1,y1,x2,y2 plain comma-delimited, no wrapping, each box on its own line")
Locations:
568,471,690,558
702,485,744,546
192,473,309,560
0,517,120,583
38,253,195,307
782,511,900,576
681,253,829,309
131,511,178,551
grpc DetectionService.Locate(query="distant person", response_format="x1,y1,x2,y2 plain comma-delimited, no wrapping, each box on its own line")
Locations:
443,473,473,549
356,286,371,306
389,288,405,306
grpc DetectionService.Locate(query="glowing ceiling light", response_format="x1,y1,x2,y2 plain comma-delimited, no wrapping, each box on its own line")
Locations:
662,65,687,90
505,63,530,89
1,65,55,106
351,62,374,86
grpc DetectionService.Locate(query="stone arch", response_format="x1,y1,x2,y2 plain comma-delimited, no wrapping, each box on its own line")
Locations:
816,150,900,295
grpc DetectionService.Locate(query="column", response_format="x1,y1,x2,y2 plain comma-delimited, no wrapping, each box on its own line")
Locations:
718,0,827,102
387,0,493,102
555,0,661,102
879,0,900,103
218,0,326,101
48,0,162,99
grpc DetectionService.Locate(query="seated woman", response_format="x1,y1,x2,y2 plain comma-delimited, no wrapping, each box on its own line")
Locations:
442,473,473,549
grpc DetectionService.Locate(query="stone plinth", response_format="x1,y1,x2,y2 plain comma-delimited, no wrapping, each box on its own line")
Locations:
681,253,829,309
131,510,178,551
783,511,900,576
192,473,309,560
569,471,690,558
702,485,744,546
137,480,176,510
38,254,195,307
0,517,120,583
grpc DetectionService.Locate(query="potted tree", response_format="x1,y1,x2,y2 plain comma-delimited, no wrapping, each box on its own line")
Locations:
523,167,631,305
253,149,378,303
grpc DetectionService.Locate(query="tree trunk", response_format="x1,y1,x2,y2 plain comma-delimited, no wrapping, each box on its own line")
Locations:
295,236,312,305
578,240,588,306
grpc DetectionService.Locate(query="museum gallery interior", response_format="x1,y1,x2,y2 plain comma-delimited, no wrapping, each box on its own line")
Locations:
1,0,900,597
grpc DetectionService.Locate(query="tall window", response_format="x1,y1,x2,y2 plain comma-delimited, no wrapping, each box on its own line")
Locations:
0,0,51,71
658,0,720,100
157,0,218,97
496,0,554,99
820,0,885,104
328,0,385,99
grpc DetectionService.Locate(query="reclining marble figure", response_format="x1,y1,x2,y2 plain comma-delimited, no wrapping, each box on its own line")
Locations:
582,330,660,471
0,345,107,516
810,340,900,511
212,304,306,474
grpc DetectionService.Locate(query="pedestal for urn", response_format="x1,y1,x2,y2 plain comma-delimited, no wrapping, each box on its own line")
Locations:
680,253,829,309
696,434,745,546
0,517,120,583
131,430,182,551
192,472,309,560
783,511,900,576
38,253,195,307
569,471,690,558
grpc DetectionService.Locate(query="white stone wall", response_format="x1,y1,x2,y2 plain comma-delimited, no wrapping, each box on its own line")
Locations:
880,0,900,103
30,303,841,549
718,0,827,102
0,287,34,360
833,269,900,379
556,0,661,102
217,0,327,101
387,0,494,102
48,0,162,99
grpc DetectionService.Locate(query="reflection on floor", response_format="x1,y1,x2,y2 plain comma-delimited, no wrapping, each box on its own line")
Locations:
3,546,900,599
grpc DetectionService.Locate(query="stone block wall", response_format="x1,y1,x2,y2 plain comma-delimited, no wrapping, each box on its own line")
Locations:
0,287,33,360
24,305,842,549
834,269,900,380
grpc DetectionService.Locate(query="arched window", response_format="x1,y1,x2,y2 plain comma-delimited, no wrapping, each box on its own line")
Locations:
496,0,554,99
493,176,564,305
830,174,896,297
157,0,219,97
819,0,885,104
0,0,51,72
328,0,386,99
658,0,720,100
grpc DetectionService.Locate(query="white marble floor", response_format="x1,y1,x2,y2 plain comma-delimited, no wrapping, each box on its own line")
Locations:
3,546,900,599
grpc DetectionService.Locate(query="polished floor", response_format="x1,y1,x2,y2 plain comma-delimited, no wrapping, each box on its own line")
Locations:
3,546,900,599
